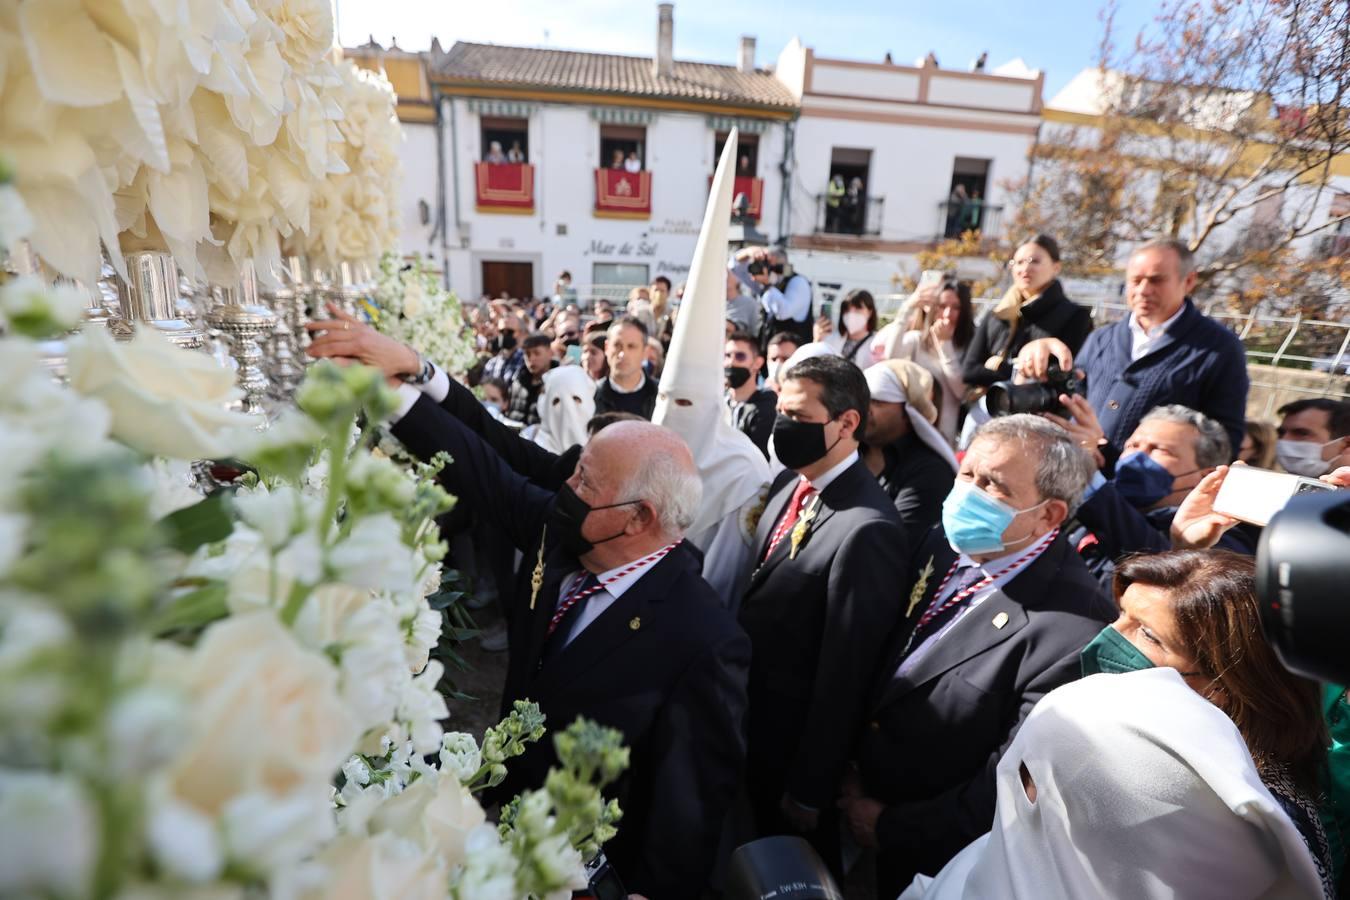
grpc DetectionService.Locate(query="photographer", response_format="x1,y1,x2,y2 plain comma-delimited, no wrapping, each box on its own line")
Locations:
730,246,813,350
1015,239,1248,460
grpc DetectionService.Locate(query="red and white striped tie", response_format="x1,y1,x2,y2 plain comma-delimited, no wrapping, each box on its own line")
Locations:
547,540,683,636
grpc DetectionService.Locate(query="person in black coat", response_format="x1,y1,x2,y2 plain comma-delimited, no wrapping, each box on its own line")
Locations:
737,355,908,867
725,331,777,457
839,415,1113,898
593,316,658,419
961,234,1093,391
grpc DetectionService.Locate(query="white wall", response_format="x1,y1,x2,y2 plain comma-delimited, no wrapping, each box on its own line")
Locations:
397,122,440,260
434,97,788,301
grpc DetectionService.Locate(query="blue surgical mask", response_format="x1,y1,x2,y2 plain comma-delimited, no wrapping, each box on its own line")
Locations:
941,479,1047,556
1114,451,1187,509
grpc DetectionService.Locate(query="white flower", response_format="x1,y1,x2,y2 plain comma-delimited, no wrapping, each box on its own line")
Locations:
304,833,447,900
342,756,372,788
533,832,588,892
258,0,334,68
0,184,34,252
66,329,254,460
234,484,307,549
0,597,70,724
0,513,26,579
221,785,337,873
331,514,418,596
451,825,519,900
369,772,485,869
404,600,441,673
398,660,449,755
0,770,98,897
0,275,87,333
144,459,204,519
146,785,224,883
402,280,424,318
106,685,185,777
439,733,481,785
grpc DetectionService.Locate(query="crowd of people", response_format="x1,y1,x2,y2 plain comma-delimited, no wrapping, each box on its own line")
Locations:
306,233,1350,899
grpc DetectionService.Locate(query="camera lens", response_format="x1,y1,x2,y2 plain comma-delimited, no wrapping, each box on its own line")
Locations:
987,381,1059,416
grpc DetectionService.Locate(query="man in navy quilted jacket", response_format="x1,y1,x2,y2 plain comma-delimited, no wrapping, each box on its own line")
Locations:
1014,238,1248,461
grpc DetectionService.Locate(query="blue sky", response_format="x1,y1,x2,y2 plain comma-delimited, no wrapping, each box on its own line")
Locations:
336,0,1162,100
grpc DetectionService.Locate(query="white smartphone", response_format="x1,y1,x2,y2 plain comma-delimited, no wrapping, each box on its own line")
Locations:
919,269,944,289
1211,465,1335,526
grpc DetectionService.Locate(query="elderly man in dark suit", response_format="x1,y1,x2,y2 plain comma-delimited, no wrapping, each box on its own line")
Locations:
840,414,1113,898
306,313,750,899
738,354,908,864
1015,238,1249,460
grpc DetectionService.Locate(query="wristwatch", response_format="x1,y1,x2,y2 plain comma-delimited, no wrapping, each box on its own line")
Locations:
400,351,435,386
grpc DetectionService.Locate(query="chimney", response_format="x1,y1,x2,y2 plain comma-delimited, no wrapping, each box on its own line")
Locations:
739,35,756,74
654,3,674,79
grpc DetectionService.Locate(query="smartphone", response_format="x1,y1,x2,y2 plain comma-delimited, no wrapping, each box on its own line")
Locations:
919,269,944,289
565,344,583,365
1212,465,1335,526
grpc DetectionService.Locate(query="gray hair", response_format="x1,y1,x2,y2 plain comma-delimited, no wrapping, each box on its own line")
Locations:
972,414,1097,510
1140,404,1231,468
620,453,703,538
1133,238,1195,277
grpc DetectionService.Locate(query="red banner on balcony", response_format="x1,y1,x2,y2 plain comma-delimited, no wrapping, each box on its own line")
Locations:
475,162,534,214
708,175,763,219
594,169,652,219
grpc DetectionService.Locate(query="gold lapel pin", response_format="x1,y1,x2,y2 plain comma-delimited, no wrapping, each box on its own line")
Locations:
992,611,1009,630
629,617,641,631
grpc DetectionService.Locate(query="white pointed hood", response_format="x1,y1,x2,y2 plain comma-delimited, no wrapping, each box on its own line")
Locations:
653,130,771,538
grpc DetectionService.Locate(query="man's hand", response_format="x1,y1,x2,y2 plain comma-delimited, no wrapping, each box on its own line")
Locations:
813,315,834,342
779,794,819,833
1320,466,1350,489
1042,393,1107,469
306,303,420,385
1171,465,1240,550
1015,337,1074,381
836,792,883,849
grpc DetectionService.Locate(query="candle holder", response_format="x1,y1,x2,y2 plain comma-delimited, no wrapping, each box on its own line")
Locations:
206,263,276,420
282,254,314,357
260,279,303,399
314,259,367,319
113,251,205,349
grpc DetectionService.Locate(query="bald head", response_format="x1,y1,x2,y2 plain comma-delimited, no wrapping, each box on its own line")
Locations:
580,421,702,538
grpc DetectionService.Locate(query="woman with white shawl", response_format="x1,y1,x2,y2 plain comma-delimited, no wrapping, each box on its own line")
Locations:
899,668,1325,900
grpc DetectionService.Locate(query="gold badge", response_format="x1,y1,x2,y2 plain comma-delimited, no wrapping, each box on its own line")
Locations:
629,617,641,631
788,494,821,560
907,556,936,618
992,611,1009,630
528,532,546,610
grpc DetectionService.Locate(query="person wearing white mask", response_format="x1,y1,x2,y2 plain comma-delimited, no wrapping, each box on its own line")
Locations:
818,289,878,369
532,366,596,455
1275,398,1350,477
899,668,1326,900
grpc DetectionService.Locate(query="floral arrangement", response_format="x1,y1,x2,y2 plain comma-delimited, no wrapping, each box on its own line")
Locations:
0,0,398,288
0,277,627,898
370,253,479,379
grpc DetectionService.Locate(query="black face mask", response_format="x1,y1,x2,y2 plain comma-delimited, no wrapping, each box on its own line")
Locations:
499,330,518,351
772,413,841,470
725,365,753,389
548,483,641,557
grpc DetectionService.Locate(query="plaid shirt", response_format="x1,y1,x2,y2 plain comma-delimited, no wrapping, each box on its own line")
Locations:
482,349,525,385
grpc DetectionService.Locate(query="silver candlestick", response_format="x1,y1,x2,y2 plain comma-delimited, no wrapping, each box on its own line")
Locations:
282,254,313,358
314,259,367,319
206,263,276,420
113,251,205,349
260,279,303,399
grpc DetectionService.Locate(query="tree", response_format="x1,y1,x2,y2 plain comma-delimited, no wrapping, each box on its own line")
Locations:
1009,0,1350,306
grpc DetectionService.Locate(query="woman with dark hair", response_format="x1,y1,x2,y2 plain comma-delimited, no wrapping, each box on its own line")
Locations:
1241,419,1280,469
960,234,1093,392
888,281,975,445
819,288,878,368
1080,549,1337,897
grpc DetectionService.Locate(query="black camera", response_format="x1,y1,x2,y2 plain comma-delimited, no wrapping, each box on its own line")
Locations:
1257,489,1350,685
747,259,769,276
726,836,843,900
987,360,1080,418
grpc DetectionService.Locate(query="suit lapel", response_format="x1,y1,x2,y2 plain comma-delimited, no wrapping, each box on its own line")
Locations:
751,472,798,566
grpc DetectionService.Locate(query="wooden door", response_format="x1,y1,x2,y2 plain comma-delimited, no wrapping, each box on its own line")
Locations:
481,261,534,301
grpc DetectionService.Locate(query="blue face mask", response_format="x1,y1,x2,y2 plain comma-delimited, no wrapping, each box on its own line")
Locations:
941,479,1047,556
1114,452,1192,509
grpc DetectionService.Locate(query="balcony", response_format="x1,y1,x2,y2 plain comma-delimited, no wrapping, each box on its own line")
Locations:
813,193,884,236
594,168,652,219
708,175,764,220
474,162,534,214
937,201,1004,241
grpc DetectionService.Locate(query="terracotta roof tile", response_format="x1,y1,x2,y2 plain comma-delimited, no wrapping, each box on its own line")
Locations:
431,41,796,111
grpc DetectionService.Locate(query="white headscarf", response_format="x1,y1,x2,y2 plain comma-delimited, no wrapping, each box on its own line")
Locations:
902,668,1324,900
533,366,595,454
863,361,958,472
653,129,770,538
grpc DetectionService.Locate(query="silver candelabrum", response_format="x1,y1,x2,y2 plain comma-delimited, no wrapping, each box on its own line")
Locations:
114,251,205,349
313,259,371,319
260,275,303,399
206,262,276,420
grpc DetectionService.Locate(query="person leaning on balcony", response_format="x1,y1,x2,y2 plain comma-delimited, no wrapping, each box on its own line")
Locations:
485,140,507,165
826,174,846,232
1015,238,1249,460
960,234,1094,402
507,140,525,163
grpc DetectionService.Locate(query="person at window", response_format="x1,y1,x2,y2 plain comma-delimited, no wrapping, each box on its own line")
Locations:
724,331,775,457
1014,238,1248,458
624,150,642,173
1240,419,1279,469
610,148,625,170
506,139,525,163
594,316,658,419
845,177,865,233
817,288,878,369
945,184,968,238
1074,550,1337,896
963,189,983,232
876,282,975,445
826,174,846,232
739,154,752,175
485,140,507,165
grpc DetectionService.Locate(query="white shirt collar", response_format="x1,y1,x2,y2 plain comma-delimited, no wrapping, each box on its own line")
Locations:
1128,304,1185,345
608,372,647,395
806,449,859,493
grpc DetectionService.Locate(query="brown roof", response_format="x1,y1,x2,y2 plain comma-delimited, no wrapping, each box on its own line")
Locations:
431,41,797,112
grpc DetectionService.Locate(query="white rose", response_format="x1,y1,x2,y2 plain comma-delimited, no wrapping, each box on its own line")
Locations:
304,833,446,900
0,183,35,252
145,782,224,883
66,329,254,459
221,785,337,872
0,769,99,897
368,773,484,870
163,613,359,818
438,733,481,785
